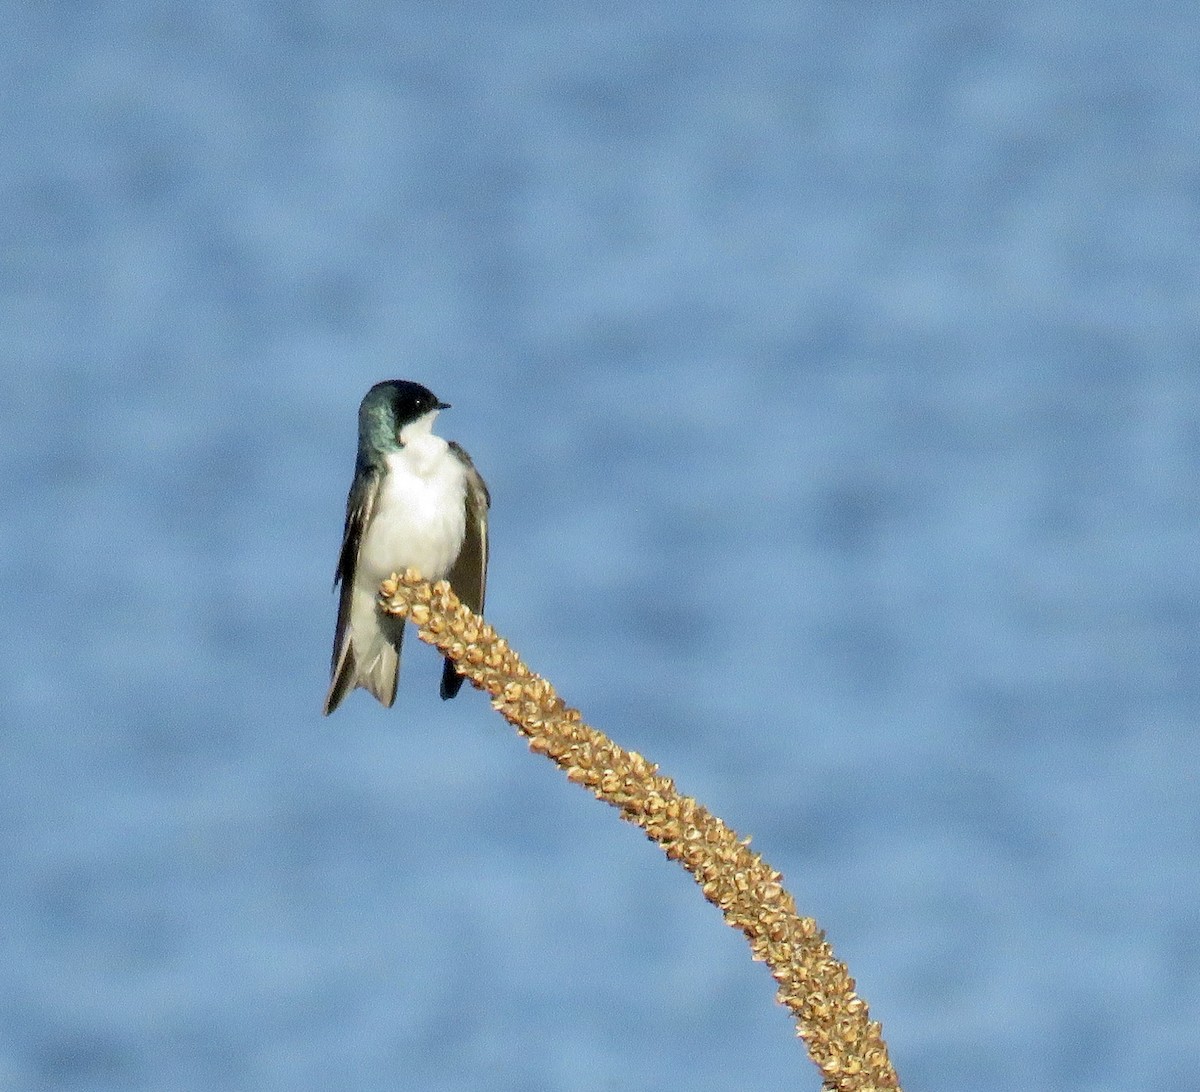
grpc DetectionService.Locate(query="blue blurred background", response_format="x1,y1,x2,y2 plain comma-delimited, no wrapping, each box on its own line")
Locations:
3,3,1198,1089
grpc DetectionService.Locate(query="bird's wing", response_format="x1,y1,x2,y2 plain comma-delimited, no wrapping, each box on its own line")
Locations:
324,462,381,713
445,441,490,615
440,443,489,700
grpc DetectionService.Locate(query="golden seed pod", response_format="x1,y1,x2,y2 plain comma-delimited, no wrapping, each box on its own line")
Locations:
377,576,901,1092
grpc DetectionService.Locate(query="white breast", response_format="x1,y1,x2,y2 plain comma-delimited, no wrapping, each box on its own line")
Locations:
356,435,468,586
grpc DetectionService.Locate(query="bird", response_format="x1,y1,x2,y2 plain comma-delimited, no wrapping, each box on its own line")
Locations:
323,380,489,714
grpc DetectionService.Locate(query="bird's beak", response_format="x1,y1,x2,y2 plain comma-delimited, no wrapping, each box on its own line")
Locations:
436,401,452,411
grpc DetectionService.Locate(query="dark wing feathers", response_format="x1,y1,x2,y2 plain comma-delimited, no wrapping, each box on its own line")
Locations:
440,442,490,699
334,461,378,590
444,442,489,613
323,462,380,714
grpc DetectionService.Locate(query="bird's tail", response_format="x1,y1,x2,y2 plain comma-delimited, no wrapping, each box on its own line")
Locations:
440,657,466,700
323,617,402,715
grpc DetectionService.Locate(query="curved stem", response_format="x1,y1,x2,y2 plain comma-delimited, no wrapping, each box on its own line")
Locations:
380,571,901,1092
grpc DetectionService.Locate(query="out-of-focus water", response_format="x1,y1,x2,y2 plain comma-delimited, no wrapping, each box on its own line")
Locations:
3,4,1198,1089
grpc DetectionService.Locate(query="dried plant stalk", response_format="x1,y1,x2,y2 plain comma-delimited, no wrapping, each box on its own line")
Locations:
380,571,901,1092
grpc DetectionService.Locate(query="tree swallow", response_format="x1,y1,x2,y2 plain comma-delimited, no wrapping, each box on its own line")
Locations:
323,380,490,714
